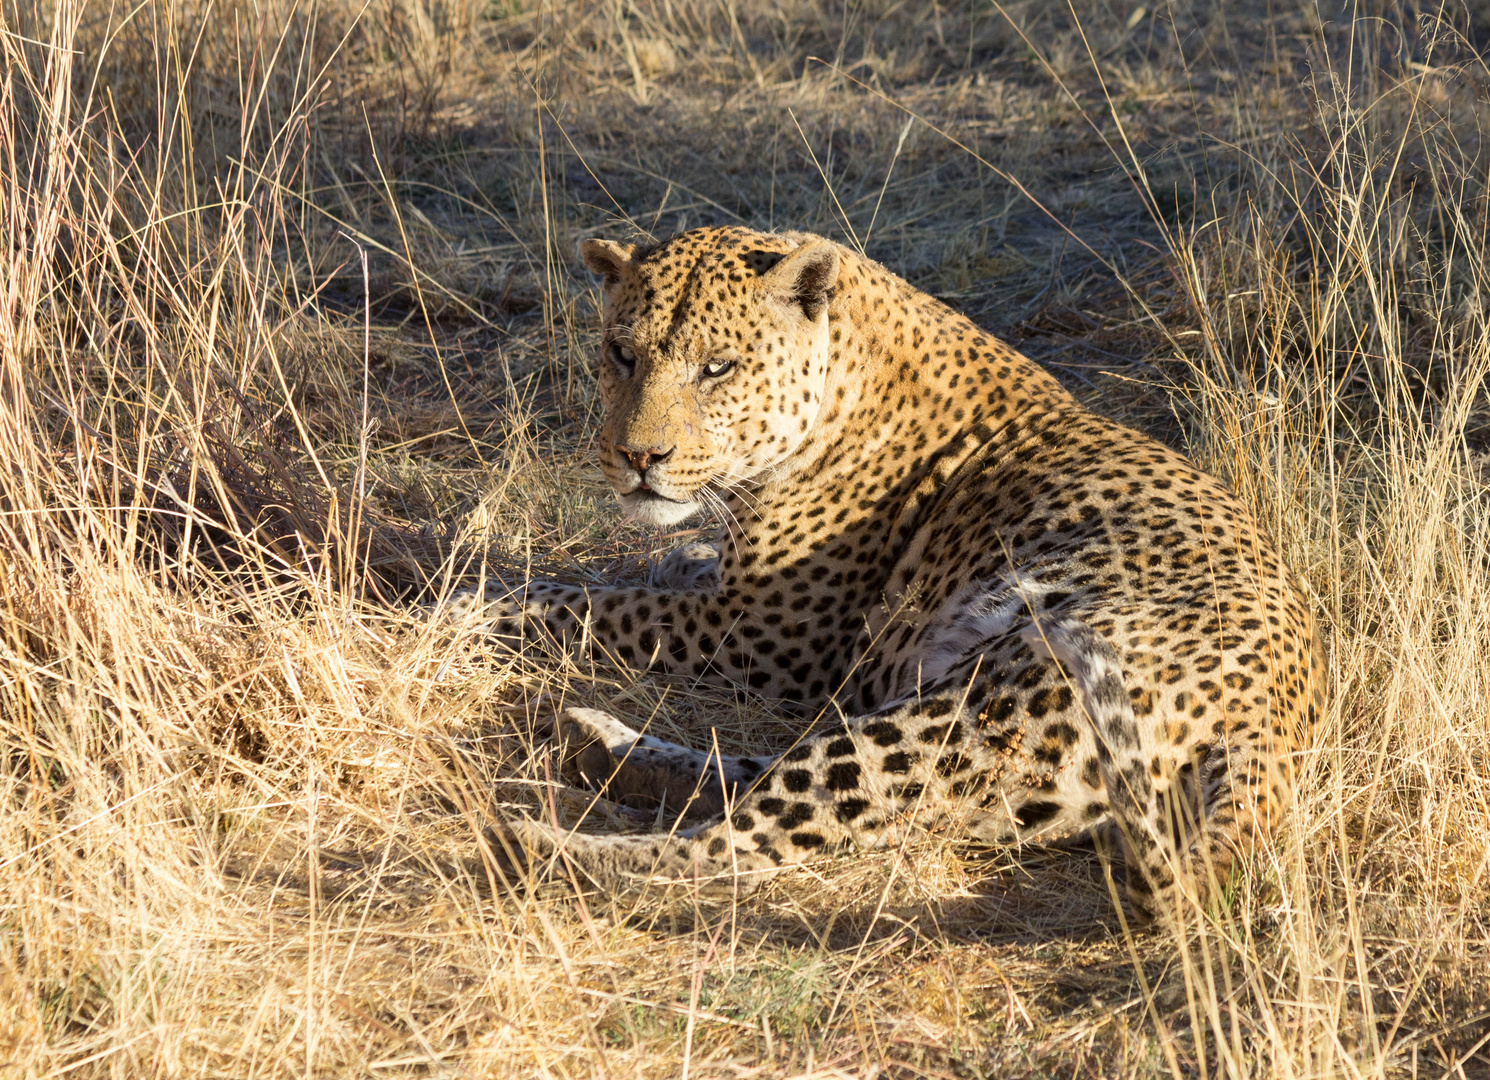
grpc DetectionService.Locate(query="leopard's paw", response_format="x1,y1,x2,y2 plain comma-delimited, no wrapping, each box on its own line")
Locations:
650,542,721,591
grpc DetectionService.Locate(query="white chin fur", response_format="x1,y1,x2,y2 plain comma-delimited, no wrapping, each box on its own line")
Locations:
618,491,701,526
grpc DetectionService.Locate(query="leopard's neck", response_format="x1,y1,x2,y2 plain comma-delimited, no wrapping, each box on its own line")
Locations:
769,258,1070,498
718,252,1078,569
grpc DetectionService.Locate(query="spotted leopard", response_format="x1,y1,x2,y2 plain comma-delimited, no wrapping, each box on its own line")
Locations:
453,225,1324,926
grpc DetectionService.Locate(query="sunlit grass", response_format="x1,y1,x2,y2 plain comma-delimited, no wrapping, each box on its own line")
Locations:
0,1,1486,1076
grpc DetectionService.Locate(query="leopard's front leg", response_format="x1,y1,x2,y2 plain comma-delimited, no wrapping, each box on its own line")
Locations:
437,579,602,655
441,578,848,705
650,541,720,591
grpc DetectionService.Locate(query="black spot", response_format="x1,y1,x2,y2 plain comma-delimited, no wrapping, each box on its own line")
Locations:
778,802,814,828
862,721,902,746
825,761,860,791
1016,801,1063,829
1027,685,1072,719
917,722,960,744
731,812,755,831
825,738,855,757
707,837,727,856
1015,663,1047,690
981,697,1017,726
757,796,785,815
783,769,812,793
935,752,971,777
790,831,827,849
882,751,916,774
1033,739,1067,768
922,697,954,719
783,743,812,763
835,798,869,823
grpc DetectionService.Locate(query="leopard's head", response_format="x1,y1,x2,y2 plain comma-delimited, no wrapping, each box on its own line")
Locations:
579,226,840,526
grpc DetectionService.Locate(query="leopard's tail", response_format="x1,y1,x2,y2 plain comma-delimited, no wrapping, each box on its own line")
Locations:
1020,616,1189,924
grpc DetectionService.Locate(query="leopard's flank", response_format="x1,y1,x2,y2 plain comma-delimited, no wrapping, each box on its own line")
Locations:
458,226,1323,927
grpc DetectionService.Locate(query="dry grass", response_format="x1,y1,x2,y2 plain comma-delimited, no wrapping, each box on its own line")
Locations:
1,0,1488,1076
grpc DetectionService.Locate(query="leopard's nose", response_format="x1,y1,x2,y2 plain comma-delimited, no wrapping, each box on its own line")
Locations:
620,444,675,476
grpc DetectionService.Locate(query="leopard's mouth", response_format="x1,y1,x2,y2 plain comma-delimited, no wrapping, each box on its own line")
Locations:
614,462,699,503
637,485,688,503
616,485,701,526
627,485,689,505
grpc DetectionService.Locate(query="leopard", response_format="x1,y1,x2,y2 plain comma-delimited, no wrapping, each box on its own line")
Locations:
450,224,1325,926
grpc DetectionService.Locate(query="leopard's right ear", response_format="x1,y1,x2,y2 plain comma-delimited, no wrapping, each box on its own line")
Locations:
579,239,637,288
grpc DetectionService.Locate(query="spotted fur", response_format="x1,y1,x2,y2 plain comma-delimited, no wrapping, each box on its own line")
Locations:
459,226,1325,926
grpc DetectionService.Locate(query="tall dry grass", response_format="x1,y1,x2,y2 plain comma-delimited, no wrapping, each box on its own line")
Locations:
0,0,1486,1076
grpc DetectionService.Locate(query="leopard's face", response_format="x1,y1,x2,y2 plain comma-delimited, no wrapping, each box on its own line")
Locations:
580,228,840,527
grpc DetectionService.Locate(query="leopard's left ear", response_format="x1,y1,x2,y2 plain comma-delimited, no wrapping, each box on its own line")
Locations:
579,239,637,288
761,241,840,320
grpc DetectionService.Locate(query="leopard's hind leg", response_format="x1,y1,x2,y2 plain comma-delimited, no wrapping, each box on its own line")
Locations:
1020,617,1274,926
556,707,772,819
498,619,1291,924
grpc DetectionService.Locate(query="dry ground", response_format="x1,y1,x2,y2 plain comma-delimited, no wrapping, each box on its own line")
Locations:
1,0,1488,1076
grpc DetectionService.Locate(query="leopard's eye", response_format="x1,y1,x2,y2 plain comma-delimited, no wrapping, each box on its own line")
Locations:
701,358,736,380
608,342,636,378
